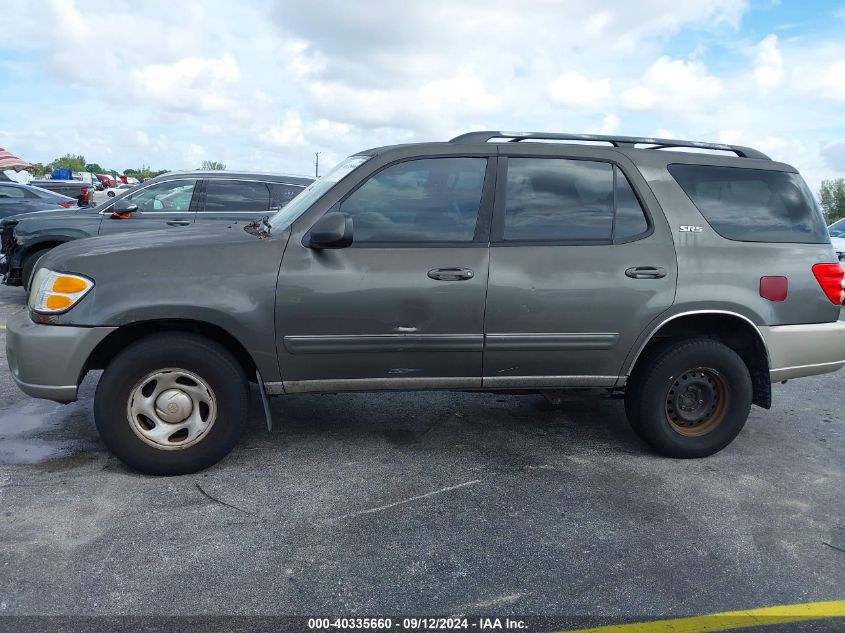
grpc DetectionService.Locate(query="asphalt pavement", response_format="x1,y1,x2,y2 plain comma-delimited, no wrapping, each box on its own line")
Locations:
0,283,843,631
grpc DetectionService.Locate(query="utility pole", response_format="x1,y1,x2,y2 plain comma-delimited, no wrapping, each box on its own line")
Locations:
314,152,320,178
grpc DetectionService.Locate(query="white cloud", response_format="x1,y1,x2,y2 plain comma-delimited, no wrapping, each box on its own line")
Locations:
547,73,611,109
131,54,241,115
753,34,784,90
0,0,843,191
589,114,621,135
621,56,723,111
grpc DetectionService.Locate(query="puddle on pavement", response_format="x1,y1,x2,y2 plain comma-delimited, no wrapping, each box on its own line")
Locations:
0,399,87,465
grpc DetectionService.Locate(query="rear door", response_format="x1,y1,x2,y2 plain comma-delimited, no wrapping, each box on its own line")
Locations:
98,178,198,235
482,149,677,387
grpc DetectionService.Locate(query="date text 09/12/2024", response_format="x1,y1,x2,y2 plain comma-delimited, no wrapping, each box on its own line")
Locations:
307,617,528,630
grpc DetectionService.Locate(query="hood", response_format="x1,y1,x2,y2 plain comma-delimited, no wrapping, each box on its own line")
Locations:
44,222,275,265
2,206,91,224
40,222,290,327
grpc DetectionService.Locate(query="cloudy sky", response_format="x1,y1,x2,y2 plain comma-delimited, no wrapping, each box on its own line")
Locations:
1,0,844,190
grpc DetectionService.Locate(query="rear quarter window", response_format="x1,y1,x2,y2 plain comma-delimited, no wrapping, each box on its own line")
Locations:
668,164,828,244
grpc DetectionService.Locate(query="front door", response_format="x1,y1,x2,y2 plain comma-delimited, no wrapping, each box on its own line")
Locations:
483,151,677,388
98,178,198,235
276,156,496,392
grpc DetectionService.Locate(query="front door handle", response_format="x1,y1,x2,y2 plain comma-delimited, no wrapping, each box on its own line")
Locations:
625,266,667,279
428,267,474,281
166,220,191,227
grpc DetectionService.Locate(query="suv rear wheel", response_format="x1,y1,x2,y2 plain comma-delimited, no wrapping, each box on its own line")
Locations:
625,338,752,458
94,333,249,475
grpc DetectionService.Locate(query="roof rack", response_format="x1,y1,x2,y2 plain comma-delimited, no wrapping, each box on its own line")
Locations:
448,131,770,160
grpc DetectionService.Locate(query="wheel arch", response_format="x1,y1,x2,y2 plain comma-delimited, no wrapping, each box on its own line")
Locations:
83,319,259,384
625,310,771,409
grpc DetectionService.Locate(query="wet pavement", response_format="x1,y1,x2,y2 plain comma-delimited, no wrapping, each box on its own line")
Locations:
0,284,843,627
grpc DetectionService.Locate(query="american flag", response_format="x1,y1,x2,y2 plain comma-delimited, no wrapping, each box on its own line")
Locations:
0,148,31,171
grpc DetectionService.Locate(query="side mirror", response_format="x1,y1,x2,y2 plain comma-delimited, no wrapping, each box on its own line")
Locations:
305,212,353,249
111,199,138,219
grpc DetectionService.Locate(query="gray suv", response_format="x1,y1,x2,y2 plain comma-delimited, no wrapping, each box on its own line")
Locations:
7,131,845,475
0,170,313,288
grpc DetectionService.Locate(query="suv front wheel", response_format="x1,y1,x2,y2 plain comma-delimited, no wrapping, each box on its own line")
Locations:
625,338,752,458
94,333,249,475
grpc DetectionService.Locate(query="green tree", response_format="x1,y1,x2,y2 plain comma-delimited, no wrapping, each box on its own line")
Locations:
201,160,226,171
27,162,49,176
820,178,845,223
48,153,86,172
85,163,105,174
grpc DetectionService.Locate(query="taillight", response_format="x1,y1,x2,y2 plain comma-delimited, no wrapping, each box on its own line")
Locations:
812,263,845,305
58,201,75,208
81,187,90,202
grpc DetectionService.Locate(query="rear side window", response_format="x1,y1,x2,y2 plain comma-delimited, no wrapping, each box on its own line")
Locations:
668,164,828,243
204,180,271,213
0,186,30,199
339,157,487,243
502,159,649,242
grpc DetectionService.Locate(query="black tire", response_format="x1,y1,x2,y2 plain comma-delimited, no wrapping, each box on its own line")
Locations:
624,338,752,458
22,247,52,291
94,333,249,475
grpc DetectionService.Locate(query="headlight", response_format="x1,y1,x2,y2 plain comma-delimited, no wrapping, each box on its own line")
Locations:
28,269,94,314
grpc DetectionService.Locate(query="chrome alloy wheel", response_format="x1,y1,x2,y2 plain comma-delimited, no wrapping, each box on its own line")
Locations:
126,368,217,450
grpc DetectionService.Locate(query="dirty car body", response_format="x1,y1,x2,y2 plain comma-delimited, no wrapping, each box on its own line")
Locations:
7,131,845,475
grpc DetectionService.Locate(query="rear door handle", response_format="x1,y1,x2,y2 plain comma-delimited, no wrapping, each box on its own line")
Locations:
625,266,667,279
428,267,474,281
166,220,191,227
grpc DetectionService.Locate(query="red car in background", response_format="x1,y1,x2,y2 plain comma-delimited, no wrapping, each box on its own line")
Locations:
96,174,117,188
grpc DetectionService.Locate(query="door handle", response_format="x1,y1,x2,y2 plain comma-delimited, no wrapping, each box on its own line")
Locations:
427,267,474,281
625,266,667,279
166,220,191,227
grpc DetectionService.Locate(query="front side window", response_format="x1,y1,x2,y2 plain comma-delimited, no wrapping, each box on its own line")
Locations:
204,180,271,213
271,183,305,210
128,180,197,212
339,157,487,243
668,164,828,243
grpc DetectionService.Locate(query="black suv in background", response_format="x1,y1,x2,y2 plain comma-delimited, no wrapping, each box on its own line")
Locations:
0,170,313,287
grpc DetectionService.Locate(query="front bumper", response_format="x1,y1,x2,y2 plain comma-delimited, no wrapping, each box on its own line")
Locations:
760,321,845,382
6,311,116,403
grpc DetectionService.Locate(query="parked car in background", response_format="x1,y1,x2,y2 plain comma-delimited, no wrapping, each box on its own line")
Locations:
106,183,134,197
27,179,93,207
5,131,844,475
827,218,845,262
0,182,77,218
96,174,117,189
0,170,312,288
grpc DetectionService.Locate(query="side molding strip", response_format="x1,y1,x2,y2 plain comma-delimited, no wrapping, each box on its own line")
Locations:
283,334,483,354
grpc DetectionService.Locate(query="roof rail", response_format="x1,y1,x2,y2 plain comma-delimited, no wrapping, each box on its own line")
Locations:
448,131,770,160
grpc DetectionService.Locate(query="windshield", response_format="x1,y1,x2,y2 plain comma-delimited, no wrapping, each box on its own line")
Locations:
829,218,845,237
268,155,370,230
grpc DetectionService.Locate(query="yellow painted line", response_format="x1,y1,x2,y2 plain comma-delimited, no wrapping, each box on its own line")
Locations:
0,323,5,330
559,600,845,633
